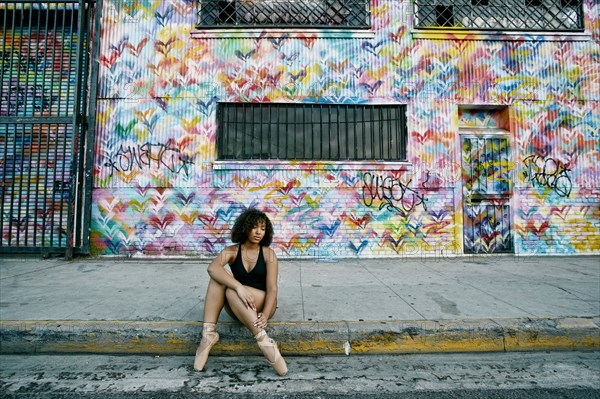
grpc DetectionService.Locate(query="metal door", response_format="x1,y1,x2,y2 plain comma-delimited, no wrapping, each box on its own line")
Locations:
461,135,513,254
1,0,97,257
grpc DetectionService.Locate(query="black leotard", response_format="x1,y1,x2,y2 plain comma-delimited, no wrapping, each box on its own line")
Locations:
230,245,267,291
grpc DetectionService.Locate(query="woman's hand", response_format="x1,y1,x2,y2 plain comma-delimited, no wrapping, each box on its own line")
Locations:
253,313,267,330
235,286,256,311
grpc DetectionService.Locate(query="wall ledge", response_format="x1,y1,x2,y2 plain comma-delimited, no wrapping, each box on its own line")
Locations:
212,160,412,171
412,29,592,41
191,28,376,39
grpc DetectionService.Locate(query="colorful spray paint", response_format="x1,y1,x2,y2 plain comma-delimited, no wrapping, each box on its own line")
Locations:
88,0,599,257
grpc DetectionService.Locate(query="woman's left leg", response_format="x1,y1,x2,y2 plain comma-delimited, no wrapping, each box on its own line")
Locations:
225,287,287,376
224,286,266,336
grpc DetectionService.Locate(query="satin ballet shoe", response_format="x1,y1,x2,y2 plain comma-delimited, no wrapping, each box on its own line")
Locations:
255,330,288,376
193,324,219,371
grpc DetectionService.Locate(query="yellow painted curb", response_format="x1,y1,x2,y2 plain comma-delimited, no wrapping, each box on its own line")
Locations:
1,317,598,355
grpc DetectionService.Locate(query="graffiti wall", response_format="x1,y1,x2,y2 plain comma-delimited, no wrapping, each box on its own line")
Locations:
90,0,599,257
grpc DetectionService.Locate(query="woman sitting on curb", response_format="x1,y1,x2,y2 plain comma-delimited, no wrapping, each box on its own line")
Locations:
193,208,288,376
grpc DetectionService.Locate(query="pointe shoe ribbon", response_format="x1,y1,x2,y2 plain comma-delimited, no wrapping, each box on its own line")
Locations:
255,330,288,376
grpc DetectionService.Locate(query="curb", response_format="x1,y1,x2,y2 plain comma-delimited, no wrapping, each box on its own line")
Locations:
1,317,598,356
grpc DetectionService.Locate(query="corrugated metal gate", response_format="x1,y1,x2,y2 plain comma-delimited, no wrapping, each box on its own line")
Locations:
0,0,97,257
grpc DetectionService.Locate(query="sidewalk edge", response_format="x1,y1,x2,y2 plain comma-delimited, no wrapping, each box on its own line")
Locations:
1,317,598,356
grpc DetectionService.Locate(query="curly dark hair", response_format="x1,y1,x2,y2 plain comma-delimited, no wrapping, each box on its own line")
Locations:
231,208,274,246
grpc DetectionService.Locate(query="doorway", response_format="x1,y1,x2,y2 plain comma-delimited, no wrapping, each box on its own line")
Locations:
459,107,514,254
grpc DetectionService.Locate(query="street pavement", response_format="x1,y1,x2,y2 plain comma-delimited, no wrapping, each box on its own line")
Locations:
1,352,599,398
0,254,599,356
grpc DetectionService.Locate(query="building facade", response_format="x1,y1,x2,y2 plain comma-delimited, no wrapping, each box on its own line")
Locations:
2,0,599,258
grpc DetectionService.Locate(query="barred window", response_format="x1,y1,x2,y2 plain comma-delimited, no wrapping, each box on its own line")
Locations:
217,103,407,161
197,0,370,29
414,0,584,31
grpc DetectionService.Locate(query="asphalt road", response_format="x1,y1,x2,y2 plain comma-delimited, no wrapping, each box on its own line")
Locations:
1,351,598,398
1,389,599,399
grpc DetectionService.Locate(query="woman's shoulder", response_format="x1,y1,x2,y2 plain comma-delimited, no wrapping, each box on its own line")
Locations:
262,246,278,262
220,244,239,260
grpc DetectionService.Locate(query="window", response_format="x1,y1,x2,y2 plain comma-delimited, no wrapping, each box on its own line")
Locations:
217,103,407,161
436,5,454,27
197,0,370,29
414,0,584,31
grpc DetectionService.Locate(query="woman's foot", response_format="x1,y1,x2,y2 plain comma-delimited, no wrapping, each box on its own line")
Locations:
255,330,288,376
194,323,219,371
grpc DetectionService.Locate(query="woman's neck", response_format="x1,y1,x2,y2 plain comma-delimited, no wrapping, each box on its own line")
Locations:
242,241,260,250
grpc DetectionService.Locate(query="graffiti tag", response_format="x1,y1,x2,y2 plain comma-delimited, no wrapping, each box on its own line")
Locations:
1,84,56,115
104,139,194,177
1,50,48,73
362,172,427,215
522,154,572,197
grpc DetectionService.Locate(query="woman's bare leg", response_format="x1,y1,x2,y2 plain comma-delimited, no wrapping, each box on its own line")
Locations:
203,278,227,323
225,287,287,375
224,286,265,335
194,278,226,371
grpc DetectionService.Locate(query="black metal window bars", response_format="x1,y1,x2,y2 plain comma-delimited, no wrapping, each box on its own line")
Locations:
414,0,584,31
197,0,371,29
217,103,407,161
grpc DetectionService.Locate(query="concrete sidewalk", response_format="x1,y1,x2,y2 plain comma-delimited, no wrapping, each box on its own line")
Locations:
1,255,599,356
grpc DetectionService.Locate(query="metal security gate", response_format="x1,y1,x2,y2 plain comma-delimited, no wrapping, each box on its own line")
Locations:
461,135,514,254
0,0,98,257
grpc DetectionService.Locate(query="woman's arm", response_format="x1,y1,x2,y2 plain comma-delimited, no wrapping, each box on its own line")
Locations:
206,246,239,288
261,247,279,319
207,245,257,311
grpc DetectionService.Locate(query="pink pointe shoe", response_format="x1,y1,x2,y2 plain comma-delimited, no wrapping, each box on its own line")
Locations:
255,330,288,376
194,323,219,371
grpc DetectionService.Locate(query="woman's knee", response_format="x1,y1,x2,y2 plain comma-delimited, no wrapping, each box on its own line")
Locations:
225,287,238,302
223,300,239,321
224,288,247,320
205,279,226,302
208,277,225,289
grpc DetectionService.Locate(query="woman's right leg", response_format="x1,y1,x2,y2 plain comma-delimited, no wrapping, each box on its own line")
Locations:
202,277,227,323
194,278,226,371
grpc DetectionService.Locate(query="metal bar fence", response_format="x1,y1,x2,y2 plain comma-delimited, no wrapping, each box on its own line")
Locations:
0,0,96,256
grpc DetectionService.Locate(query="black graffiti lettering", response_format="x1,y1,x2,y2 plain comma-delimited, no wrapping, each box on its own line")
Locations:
362,173,376,208
522,154,572,197
118,146,132,172
1,49,47,74
2,46,58,115
156,141,175,172
104,140,194,177
2,84,56,115
137,143,152,169
362,172,427,215
103,158,119,174
176,154,194,175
